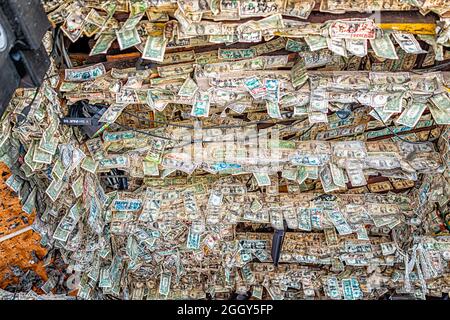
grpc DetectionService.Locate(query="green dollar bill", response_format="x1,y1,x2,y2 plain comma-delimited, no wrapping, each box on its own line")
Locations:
64,63,106,82
177,77,198,97
218,48,256,60
32,146,53,164
71,175,84,198
254,173,271,186
142,36,168,62
429,93,450,124
22,187,37,214
81,156,98,173
305,35,328,51
143,161,160,176
266,101,282,119
46,178,65,202
291,58,308,88
116,28,141,50
342,279,354,300
159,273,171,296
395,102,426,128
38,130,59,155
369,34,399,60
285,38,309,52
191,91,210,117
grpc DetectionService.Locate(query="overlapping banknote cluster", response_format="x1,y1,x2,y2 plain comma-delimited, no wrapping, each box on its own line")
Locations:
2,65,450,299
46,0,450,126
319,0,449,16
61,65,450,129
0,0,449,300
44,0,450,61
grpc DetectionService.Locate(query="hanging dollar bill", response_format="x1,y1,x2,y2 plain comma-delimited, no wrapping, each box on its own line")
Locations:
218,48,256,60
61,11,85,43
291,58,308,88
64,63,106,82
283,0,315,19
326,277,342,299
266,101,282,119
329,19,376,39
191,91,211,117
285,38,309,52
116,28,141,50
330,163,346,187
53,203,81,242
393,32,426,54
178,77,198,97
320,164,341,193
305,35,328,51
369,107,395,123
297,208,312,231
159,273,171,296
429,93,450,124
327,210,353,235
120,12,145,32
5,174,23,193
90,33,116,56
45,178,65,202
99,104,128,124
326,38,347,57
254,173,271,187
369,33,399,60
396,102,427,128
383,93,405,113
143,161,160,176
113,199,142,212
342,278,354,300
243,76,267,99
186,227,201,250
345,39,367,57
142,36,168,62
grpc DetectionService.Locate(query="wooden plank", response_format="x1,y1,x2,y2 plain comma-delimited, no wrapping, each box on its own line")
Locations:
378,23,436,35
106,52,141,62
0,226,32,243
306,10,437,24
113,8,437,24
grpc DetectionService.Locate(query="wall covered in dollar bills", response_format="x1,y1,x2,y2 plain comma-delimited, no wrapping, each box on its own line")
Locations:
0,0,450,300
